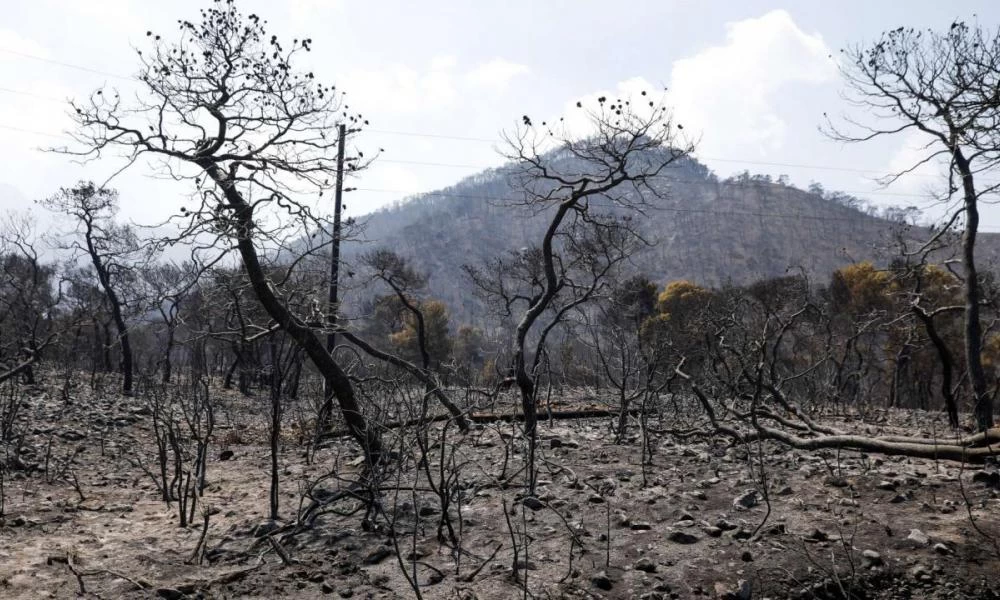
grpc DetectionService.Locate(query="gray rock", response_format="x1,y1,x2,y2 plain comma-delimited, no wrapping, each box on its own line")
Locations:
933,542,951,555
716,519,738,531
667,530,699,544
733,490,759,510
714,579,752,600
634,557,657,573
520,496,544,511
590,571,613,590
363,547,393,565
861,549,883,567
59,429,86,441
906,529,930,546
630,521,652,531
910,564,934,583
702,526,723,538
823,475,849,488
156,589,185,600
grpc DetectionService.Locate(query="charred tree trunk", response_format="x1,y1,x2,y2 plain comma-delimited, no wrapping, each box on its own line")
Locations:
85,220,133,396
954,151,992,431
201,163,381,463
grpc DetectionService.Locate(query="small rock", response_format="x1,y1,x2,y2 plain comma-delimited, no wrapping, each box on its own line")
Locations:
933,543,951,555
861,549,883,567
156,589,185,600
590,571,614,590
716,519,738,531
910,564,933,583
418,505,439,517
877,480,896,491
775,485,794,496
520,496,544,511
740,550,753,562
634,557,657,573
906,529,930,546
59,429,86,441
889,493,908,504
549,438,563,449
702,526,723,538
667,530,699,544
587,494,606,504
219,450,234,461
823,475,849,488
630,521,652,531
714,579,752,600
971,470,1000,489
363,547,393,565
733,490,759,510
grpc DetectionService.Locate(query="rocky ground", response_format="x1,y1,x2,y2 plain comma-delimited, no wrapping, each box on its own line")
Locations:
0,380,999,599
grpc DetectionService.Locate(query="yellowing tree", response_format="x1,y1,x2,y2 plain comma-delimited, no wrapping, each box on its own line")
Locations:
829,261,894,314
656,280,713,318
390,300,453,371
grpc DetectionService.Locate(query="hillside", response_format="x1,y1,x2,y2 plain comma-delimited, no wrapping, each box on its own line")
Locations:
343,153,1000,324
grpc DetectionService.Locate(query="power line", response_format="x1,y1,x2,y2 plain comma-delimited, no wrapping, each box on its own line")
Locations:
0,83,979,184
0,124,68,140
353,186,1000,233
0,122,987,201
0,47,132,81
0,80,991,186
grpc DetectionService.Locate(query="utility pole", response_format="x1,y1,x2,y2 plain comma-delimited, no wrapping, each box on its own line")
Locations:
327,123,346,355
319,123,346,430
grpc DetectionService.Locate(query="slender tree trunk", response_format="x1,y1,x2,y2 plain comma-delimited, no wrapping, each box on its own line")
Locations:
162,324,175,384
955,153,993,431
913,306,958,429
202,163,382,463
85,219,133,396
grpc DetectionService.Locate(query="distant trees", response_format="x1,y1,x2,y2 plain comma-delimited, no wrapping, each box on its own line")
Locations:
831,21,1000,431
0,216,63,386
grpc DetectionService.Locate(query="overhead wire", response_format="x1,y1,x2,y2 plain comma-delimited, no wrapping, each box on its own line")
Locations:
1,48,999,231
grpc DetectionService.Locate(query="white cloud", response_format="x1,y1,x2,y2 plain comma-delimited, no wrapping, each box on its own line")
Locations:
466,58,530,90
668,9,836,157
555,76,669,140
342,55,458,116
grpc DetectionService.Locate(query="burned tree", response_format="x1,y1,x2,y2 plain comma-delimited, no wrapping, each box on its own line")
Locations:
42,183,140,396
355,248,469,430
64,1,381,460
829,22,1000,431
467,98,693,491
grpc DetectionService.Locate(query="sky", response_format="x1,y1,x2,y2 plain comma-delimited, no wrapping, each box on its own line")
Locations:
1,0,1000,233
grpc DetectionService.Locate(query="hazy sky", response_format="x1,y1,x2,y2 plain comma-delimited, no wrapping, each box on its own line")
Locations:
2,0,999,231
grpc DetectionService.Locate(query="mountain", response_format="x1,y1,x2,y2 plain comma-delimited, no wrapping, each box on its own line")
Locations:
341,152,1000,325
